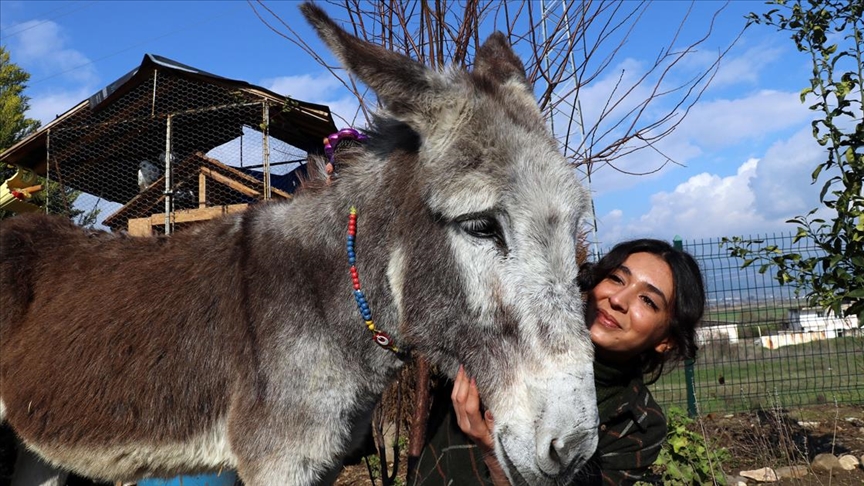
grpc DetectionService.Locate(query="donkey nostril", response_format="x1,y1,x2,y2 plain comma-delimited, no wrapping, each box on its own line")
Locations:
538,433,584,476
549,438,563,466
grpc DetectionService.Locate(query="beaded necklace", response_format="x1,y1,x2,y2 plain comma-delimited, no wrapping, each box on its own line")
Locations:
347,206,407,359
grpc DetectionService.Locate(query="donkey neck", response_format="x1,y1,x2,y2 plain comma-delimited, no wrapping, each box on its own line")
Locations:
276,151,414,365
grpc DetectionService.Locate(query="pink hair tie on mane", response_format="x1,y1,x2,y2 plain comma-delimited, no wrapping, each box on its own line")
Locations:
324,128,368,163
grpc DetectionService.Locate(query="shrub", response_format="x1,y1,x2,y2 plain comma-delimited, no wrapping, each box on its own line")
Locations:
638,406,729,485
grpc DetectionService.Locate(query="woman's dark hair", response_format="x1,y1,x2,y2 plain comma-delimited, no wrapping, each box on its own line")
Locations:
578,238,705,384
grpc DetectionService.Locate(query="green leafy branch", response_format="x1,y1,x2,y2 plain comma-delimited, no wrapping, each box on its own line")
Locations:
637,406,730,486
724,0,864,320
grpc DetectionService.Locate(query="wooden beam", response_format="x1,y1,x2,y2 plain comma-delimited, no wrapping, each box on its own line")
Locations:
146,203,249,226
198,172,207,208
198,165,291,200
128,217,153,237
200,168,262,198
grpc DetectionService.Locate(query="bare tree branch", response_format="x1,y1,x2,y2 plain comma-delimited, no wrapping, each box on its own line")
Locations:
248,1,744,482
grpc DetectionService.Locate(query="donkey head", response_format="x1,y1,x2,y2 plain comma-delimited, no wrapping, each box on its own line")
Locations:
301,4,598,483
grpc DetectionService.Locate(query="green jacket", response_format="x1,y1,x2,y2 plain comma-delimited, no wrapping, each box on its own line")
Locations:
413,361,667,485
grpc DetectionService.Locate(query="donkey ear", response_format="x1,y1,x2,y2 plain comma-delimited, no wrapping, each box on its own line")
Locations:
301,3,441,126
473,32,532,93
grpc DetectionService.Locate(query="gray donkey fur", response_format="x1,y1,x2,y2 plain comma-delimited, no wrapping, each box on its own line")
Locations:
0,3,598,485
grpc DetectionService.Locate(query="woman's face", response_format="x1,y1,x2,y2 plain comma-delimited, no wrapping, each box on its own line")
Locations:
587,252,674,361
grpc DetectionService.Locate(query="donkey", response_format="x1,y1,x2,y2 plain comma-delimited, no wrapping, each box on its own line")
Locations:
0,3,598,485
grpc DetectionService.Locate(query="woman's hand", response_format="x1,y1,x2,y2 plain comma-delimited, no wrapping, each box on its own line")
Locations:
452,365,511,486
452,365,495,452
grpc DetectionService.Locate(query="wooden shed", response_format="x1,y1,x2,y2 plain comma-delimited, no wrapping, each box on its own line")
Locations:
0,53,337,234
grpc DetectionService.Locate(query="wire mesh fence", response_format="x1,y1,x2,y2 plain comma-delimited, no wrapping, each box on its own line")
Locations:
1,54,335,235
647,234,864,414
51,72,302,235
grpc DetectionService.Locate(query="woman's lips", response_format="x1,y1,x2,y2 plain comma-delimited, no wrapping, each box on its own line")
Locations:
596,309,621,330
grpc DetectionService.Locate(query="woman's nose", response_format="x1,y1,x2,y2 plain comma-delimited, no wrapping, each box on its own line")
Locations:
608,288,629,311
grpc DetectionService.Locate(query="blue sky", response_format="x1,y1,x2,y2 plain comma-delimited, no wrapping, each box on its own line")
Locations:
0,1,825,246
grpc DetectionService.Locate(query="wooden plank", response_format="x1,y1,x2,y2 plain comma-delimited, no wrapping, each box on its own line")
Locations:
198,172,207,208
271,186,292,200
197,164,290,200
127,217,153,237
200,168,262,198
147,203,249,226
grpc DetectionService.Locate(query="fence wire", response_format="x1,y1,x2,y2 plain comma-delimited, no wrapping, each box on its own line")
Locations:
648,234,863,413
38,64,313,236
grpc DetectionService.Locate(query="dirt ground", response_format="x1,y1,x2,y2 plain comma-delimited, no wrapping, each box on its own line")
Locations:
695,404,864,486
2,404,862,485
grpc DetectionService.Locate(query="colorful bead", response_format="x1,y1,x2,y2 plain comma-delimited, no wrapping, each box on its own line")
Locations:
347,206,403,357
374,331,392,347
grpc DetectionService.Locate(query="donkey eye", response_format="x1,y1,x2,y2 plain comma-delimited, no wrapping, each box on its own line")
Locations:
456,215,507,253
458,216,501,240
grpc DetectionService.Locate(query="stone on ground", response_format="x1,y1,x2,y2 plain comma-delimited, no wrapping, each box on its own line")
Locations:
837,454,860,471
811,453,841,472
725,474,748,486
775,465,808,479
739,467,777,482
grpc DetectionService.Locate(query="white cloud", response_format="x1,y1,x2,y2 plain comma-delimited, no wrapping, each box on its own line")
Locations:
27,87,91,125
7,18,99,125
555,55,811,199
594,127,828,243
635,158,763,235
554,57,698,191
697,44,786,90
262,72,364,127
750,127,826,219
675,90,812,149
580,89,811,202
10,20,97,84
263,73,344,102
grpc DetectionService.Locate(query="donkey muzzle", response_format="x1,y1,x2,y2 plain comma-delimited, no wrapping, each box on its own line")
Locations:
536,425,598,477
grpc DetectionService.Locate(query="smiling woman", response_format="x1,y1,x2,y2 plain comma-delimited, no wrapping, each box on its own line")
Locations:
415,239,705,486
583,239,704,385
588,252,676,361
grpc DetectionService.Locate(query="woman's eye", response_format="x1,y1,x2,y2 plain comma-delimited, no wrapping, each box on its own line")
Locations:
608,274,624,284
641,295,658,310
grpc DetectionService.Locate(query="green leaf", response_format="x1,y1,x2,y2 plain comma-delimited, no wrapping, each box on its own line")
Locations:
793,228,809,243
846,288,864,299
811,164,824,181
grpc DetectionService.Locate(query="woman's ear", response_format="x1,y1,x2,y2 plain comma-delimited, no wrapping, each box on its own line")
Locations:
654,337,675,354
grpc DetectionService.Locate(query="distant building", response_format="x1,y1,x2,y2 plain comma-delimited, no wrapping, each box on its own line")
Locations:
696,320,739,344
787,305,860,338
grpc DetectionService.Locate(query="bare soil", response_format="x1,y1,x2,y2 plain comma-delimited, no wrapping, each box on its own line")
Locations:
696,404,864,486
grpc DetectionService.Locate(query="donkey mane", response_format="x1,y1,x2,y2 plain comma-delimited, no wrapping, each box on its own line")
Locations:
0,4,598,485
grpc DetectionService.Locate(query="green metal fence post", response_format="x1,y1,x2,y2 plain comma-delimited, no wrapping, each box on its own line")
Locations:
674,235,698,417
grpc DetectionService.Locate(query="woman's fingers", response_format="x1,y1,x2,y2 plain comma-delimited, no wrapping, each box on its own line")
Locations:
452,365,494,451
484,410,495,430
452,366,471,429
452,365,468,404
